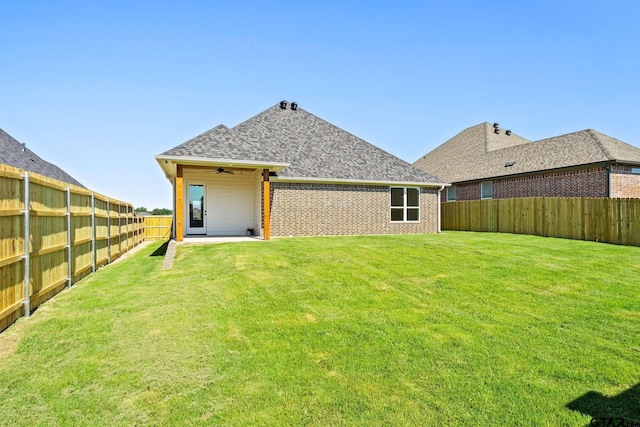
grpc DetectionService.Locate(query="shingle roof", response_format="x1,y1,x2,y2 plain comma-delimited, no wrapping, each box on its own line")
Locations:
413,123,640,183
0,129,84,187
160,102,442,185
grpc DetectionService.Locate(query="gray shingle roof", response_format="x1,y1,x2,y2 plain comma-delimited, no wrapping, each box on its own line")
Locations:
160,102,442,185
0,129,84,187
414,123,640,183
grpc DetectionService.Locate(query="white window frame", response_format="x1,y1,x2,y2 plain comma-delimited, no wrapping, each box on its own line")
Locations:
390,187,420,223
447,186,456,202
481,181,493,200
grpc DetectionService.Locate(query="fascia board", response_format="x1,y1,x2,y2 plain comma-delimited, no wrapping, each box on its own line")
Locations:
273,176,449,188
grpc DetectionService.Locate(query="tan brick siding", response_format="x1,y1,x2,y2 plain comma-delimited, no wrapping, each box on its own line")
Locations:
610,165,640,198
268,182,439,237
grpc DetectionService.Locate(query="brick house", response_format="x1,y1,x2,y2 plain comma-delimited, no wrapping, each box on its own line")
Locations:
156,101,445,240
413,122,640,202
0,129,83,186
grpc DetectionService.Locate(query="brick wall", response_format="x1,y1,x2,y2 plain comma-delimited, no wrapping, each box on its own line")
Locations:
440,182,481,202
610,165,640,198
494,166,608,198
268,182,439,237
442,166,609,201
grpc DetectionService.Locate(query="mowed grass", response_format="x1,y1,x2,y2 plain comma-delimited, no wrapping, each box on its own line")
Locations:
0,232,639,426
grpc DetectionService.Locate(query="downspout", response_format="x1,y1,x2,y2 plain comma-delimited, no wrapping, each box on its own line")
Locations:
602,162,611,197
437,184,446,233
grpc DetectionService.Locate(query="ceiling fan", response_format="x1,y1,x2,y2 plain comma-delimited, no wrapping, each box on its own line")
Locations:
216,167,234,174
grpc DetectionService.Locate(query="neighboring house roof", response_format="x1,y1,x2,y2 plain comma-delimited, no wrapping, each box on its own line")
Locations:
158,102,443,186
414,122,640,183
0,129,84,187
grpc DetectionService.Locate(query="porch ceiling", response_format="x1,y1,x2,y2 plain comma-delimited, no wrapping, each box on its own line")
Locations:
155,155,290,180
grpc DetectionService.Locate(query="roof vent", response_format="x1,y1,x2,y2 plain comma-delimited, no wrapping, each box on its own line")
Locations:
506,130,512,136
493,122,499,134
493,122,499,128
290,102,298,111
505,161,516,167
279,100,288,109
21,143,26,152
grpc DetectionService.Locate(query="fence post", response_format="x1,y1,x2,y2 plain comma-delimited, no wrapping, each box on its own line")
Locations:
66,187,72,288
107,199,111,263
22,173,31,318
125,204,129,251
118,203,122,256
91,192,96,272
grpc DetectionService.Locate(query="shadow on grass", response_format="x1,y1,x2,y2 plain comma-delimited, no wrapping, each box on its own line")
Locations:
567,383,640,425
149,240,170,257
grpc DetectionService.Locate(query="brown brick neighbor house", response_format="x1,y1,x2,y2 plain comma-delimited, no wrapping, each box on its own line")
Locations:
413,122,640,202
156,101,445,240
0,129,83,186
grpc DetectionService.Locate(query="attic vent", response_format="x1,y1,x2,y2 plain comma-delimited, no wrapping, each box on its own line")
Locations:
505,161,516,167
506,130,512,136
279,100,288,109
290,102,298,111
21,143,26,152
493,122,499,134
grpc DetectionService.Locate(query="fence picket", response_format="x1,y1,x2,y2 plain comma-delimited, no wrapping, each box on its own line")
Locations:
442,197,640,248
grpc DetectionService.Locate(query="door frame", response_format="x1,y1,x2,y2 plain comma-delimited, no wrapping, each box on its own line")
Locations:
186,182,207,235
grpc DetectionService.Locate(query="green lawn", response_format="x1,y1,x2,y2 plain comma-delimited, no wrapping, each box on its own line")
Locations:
0,232,639,426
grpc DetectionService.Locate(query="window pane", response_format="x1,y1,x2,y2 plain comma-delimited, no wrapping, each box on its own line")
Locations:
447,186,456,201
391,188,404,206
407,208,419,221
391,208,404,221
481,181,493,199
407,188,419,207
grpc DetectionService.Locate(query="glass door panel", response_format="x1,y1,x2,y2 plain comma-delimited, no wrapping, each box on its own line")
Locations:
187,184,206,234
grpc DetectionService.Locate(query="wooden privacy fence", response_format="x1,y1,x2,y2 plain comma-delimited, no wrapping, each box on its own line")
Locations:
143,215,172,241
0,164,144,333
442,197,640,247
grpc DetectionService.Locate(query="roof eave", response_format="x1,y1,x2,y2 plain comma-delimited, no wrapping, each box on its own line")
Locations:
608,159,640,167
155,155,291,179
448,161,615,184
274,176,448,187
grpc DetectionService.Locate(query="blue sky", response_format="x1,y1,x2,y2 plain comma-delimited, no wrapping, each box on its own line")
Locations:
1,1,639,209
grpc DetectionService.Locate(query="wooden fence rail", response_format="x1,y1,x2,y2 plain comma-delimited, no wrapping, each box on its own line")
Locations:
441,197,640,247
0,164,144,333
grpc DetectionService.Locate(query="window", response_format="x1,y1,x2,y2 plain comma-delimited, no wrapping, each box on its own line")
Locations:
446,186,456,201
391,187,420,222
632,167,640,174
481,181,493,199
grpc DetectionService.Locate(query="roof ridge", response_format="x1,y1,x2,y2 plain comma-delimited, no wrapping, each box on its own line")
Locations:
230,102,284,131
483,122,489,152
298,106,423,169
166,123,235,153
585,129,615,160
234,102,426,170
